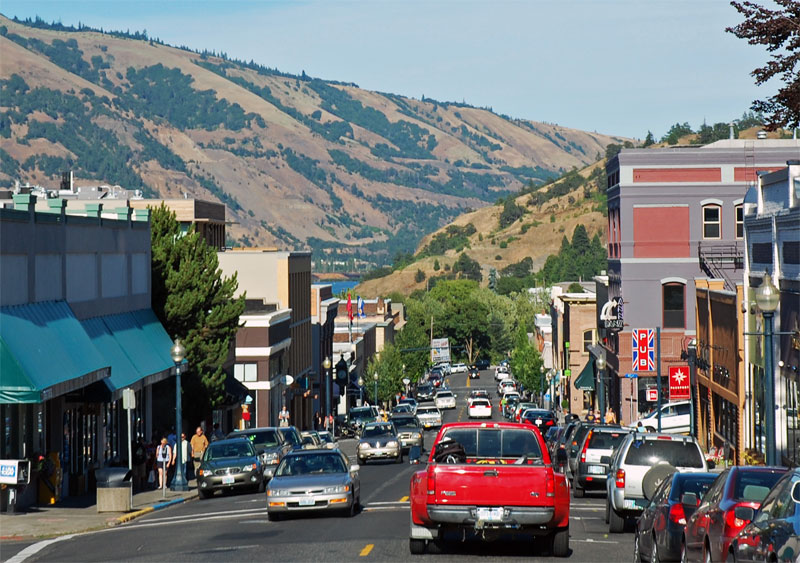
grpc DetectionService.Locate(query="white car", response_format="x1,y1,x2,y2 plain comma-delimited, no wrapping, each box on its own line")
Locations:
498,380,516,395
494,365,510,381
451,363,468,374
635,401,691,433
468,398,492,419
434,390,457,410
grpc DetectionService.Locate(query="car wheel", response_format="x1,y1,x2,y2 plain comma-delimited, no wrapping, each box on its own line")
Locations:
725,546,736,563
702,540,712,563
358,457,366,465
609,507,625,533
634,532,642,562
267,511,283,522
198,488,211,500
650,534,660,563
605,500,610,524
348,497,358,517
409,539,426,555
257,478,266,493
396,452,403,464
573,480,585,498
551,526,569,558
426,540,445,554
680,538,688,563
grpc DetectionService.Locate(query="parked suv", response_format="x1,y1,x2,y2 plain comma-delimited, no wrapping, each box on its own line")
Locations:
572,426,629,497
605,432,710,533
635,401,691,434
227,427,291,480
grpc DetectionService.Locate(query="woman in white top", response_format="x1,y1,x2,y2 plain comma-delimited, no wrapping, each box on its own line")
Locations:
155,437,172,489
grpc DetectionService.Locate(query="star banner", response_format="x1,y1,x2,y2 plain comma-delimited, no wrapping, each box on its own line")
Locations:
669,365,690,401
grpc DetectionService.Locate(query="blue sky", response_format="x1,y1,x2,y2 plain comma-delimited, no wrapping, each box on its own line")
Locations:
1,1,773,139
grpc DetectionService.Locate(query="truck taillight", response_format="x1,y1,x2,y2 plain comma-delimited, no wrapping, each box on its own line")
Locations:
427,470,436,496
615,469,625,489
546,471,555,497
668,503,686,525
580,431,592,463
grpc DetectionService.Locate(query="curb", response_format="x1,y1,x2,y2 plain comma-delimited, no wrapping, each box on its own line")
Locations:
113,495,194,526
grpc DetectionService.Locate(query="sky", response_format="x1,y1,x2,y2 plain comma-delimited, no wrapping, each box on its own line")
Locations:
0,0,776,139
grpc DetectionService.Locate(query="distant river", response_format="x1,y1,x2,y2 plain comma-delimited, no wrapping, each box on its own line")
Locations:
323,280,360,295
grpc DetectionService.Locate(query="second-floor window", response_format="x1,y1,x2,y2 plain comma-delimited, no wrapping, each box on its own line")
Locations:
663,283,685,329
703,205,721,239
735,204,744,239
583,329,595,352
234,363,257,382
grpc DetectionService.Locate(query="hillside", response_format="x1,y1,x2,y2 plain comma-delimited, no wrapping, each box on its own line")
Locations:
357,159,609,297
0,16,626,266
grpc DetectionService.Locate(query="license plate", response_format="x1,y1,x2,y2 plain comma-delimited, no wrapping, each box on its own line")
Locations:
535,419,543,425
298,498,315,506
222,475,235,485
476,507,504,522
588,465,605,475
623,498,642,509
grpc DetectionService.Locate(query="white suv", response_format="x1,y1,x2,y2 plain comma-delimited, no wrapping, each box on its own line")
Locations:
635,401,691,433
434,390,456,410
605,432,710,533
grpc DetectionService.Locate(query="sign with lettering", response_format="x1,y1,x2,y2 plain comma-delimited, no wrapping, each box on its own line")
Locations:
632,329,655,372
601,296,624,331
669,366,690,401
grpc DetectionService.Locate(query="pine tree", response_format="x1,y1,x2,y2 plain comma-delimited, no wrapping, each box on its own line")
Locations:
150,204,245,415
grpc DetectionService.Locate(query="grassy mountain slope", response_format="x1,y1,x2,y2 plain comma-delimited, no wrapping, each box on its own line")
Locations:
0,16,626,265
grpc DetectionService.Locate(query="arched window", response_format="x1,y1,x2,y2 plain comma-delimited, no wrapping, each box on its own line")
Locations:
703,204,721,239
663,282,685,329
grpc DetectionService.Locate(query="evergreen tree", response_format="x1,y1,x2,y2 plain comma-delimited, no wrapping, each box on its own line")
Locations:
643,131,655,147
150,204,246,416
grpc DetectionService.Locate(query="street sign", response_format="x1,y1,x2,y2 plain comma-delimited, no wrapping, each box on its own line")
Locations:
624,373,638,379
669,366,690,401
122,388,136,410
431,338,451,363
632,329,655,372
646,387,658,402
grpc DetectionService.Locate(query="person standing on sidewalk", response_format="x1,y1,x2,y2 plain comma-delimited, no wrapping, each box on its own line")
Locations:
179,432,190,479
190,426,208,478
279,406,290,427
155,437,172,490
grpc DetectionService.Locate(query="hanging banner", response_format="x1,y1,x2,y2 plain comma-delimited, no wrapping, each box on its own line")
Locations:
632,329,655,372
431,338,450,363
668,365,690,401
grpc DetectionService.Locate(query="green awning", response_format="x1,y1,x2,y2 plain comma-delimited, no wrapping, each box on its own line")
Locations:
0,301,110,403
574,359,596,391
81,309,175,398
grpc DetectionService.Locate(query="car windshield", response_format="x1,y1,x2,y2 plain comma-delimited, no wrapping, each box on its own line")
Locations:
472,400,490,407
275,453,347,476
206,441,255,460
418,408,438,415
437,392,453,398
350,407,373,420
232,430,281,449
670,475,717,501
363,425,394,438
441,428,542,462
278,428,302,445
318,433,333,444
624,439,704,468
393,418,418,430
734,471,785,502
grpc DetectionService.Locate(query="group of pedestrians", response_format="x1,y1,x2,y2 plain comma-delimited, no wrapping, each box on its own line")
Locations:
585,407,618,424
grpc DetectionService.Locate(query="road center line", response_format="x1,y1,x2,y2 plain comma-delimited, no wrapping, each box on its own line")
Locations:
399,495,409,502
359,544,374,556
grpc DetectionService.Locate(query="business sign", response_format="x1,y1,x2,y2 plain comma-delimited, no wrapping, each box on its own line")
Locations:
0,460,29,485
632,329,655,372
601,296,624,331
431,338,451,363
669,366,690,401
646,386,658,402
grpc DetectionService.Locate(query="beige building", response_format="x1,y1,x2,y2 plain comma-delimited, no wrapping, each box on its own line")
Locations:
217,249,313,429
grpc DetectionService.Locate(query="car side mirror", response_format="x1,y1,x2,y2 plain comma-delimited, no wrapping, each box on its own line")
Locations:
350,464,360,473
793,482,800,503
734,505,755,523
707,459,716,470
600,455,611,465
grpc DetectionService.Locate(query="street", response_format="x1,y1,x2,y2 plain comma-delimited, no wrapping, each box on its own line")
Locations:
13,370,633,562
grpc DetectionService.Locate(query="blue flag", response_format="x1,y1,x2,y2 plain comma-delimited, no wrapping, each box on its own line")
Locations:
357,296,365,318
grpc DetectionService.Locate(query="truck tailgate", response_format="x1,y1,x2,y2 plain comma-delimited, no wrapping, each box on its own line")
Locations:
431,464,551,506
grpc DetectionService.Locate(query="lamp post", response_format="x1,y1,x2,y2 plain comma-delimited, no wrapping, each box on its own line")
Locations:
373,372,379,407
687,339,697,438
539,365,545,407
323,356,332,421
755,272,780,466
357,376,364,406
596,355,606,417
170,339,188,492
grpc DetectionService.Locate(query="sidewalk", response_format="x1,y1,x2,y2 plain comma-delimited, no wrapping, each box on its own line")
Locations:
0,484,197,542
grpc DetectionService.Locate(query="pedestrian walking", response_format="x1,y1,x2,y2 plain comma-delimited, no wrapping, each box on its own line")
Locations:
132,438,148,491
190,426,209,478
279,406,290,427
155,437,172,490
179,432,189,478
604,407,617,424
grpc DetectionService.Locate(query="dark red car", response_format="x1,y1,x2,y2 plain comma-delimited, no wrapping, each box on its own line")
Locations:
682,466,787,562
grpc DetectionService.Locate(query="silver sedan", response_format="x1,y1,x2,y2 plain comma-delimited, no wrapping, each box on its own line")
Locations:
266,450,360,520
357,422,403,464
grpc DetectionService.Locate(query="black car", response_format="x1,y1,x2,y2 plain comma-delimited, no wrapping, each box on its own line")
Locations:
474,358,490,370
634,471,717,562
520,408,556,434
468,366,480,379
226,427,291,480
727,467,800,562
196,437,264,498
416,383,434,402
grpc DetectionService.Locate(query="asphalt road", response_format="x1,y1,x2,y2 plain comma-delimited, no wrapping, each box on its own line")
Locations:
13,370,634,562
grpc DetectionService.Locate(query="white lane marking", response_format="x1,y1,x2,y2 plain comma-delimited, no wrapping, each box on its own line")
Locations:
570,516,603,520
239,520,271,524
6,533,78,563
139,506,266,524
126,510,269,529
362,506,408,512
572,539,618,544
367,501,410,506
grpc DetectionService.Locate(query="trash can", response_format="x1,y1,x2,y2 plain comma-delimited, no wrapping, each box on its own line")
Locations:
95,468,132,512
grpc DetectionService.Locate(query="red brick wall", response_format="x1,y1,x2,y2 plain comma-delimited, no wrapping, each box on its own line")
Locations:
633,207,690,257
633,168,721,183
733,167,782,182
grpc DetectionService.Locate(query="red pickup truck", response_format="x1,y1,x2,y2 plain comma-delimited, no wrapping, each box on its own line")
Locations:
409,422,570,556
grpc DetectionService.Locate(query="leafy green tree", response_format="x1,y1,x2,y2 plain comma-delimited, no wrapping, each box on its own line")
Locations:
661,122,693,145
509,322,542,394
499,198,525,228
150,205,246,418
433,259,440,271
414,269,426,283
567,282,584,293
452,252,482,282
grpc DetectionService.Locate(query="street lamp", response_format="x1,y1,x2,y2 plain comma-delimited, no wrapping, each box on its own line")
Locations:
595,355,606,418
170,339,188,492
373,372,379,407
687,339,697,438
755,272,779,466
539,365,545,407
323,356,332,421
357,376,364,405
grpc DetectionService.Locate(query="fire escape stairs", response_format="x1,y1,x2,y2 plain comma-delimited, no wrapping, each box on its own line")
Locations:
698,242,744,291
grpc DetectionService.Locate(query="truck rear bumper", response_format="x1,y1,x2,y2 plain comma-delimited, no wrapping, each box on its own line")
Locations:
427,505,555,526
